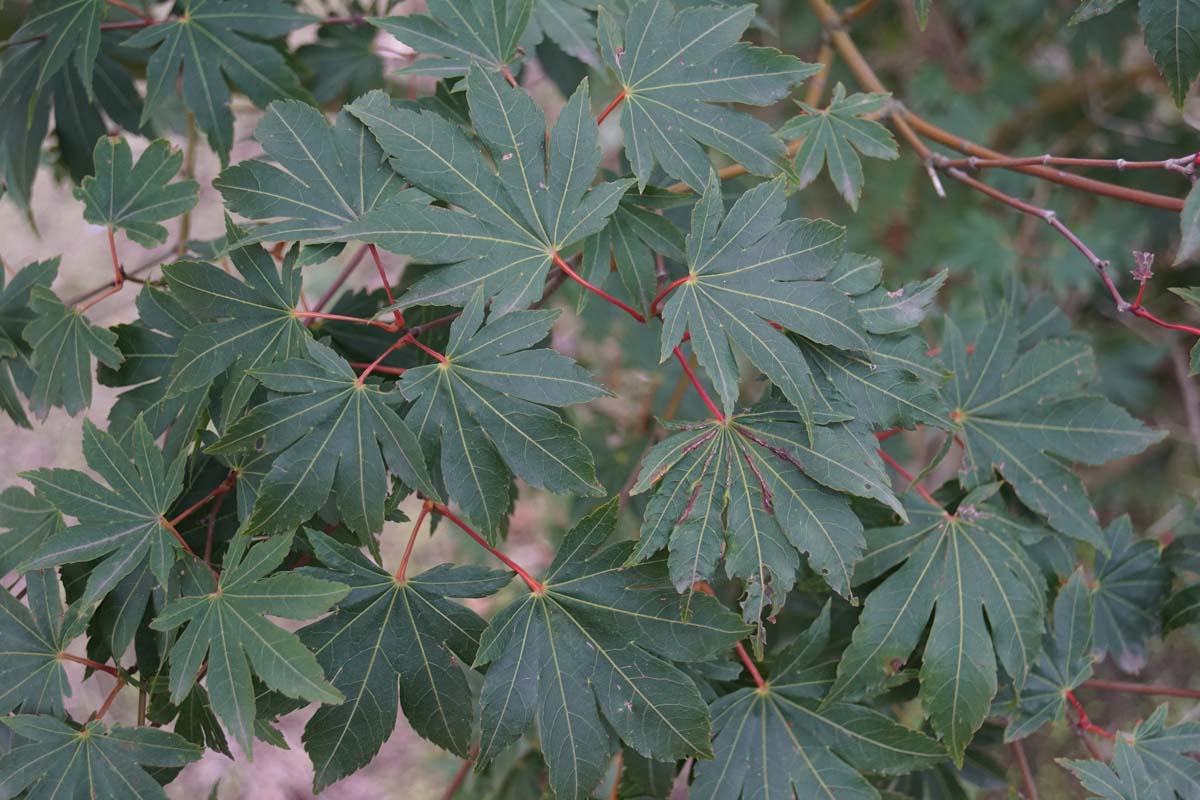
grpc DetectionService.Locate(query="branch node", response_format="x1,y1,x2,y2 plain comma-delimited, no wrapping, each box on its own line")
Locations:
1041,209,1057,224
1116,158,1128,171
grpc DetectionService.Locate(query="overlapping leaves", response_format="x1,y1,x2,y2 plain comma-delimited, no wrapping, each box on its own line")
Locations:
0,570,81,718
400,290,607,537
371,0,534,77
335,70,631,315
0,259,58,427
474,499,747,800
1061,704,1200,799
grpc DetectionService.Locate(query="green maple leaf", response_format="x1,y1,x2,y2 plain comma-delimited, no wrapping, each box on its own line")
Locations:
296,24,384,105
215,100,417,254
778,83,900,210
1091,516,1169,673
124,0,315,164
369,0,534,78
944,303,1164,548
23,285,123,419
0,715,202,800
474,499,747,800
0,487,65,575
0,259,58,427
98,287,211,464
73,136,199,248
0,570,83,718
208,338,437,539
658,173,866,426
1005,569,1095,742
19,417,188,609
828,485,1047,765
1061,704,1200,800
597,0,817,191
400,290,608,538
1138,0,1200,106
630,406,903,646
151,530,348,755
8,0,107,99
691,605,944,799
532,0,599,67
163,228,310,421
333,70,632,315
293,530,513,792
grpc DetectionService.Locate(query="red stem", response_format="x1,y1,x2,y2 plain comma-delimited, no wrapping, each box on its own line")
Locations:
876,448,942,510
293,310,401,331
91,676,127,721
396,501,432,581
500,66,518,88
552,252,646,322
351,361,407,376
596,91,627,125
358,336,411,381
369,244,405,328
161,517,219,580
1130,306,1200,336
735,642,766,689
407,334,448,363
169,474,236,527
60,653,119,676
1065,690,1115,739
105,0,152,21
441,742,479,800
649,275,691,317
431,502,544,593
673,347,725,422
310,245,370,316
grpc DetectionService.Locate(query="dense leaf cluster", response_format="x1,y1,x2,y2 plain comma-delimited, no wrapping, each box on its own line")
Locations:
0,1,1198,799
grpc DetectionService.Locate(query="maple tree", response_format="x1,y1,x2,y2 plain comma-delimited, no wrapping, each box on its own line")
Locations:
0,0,1199,798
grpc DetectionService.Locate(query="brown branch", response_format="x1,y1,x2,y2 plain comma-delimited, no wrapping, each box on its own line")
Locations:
1010,740,1039,800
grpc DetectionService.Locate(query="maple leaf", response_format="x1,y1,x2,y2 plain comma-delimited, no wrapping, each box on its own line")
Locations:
531,0,599,67
296,24,384,105
73,136,199,248
692,605,945,799
400,290,608,538
630,406,903,646
1004,569,1095,741
150,530,348,754
7,0,107,99
98,287,210,463
124,0,315,164
1061,704,1200,799
162,227,310,421
215,100,417,254
0,487,64,576
597,0,817,191
1091,516,1169,674
293,530,513,792
208,338,437,539
0,570,83,718
0,715,202,800
828,484,1047,765
658,173,867,425
332,71,632,315
369,0,534,78
474,499,747,800
944,302,1164,548
779,83,900,210
0,259,58,427
19,417,188,609
22,285,123,419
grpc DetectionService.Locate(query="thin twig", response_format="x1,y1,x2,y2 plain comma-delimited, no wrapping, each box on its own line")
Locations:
440,742,479,800
1010,740,1039,800
431,502,543,593
1082,678,1200,699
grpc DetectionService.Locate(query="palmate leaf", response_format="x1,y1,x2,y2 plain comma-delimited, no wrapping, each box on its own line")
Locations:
0,570,83,718
944,302,1163,548
335,70,632,315
23,285,122,419
1138,0,1200,107
630,406,904,647
97,287,210,464
1091,516,1169,674
8,0,107,99
0,715,201,800
163,227,310,421
124,0,315,164
73,136,199,248
19,417,187,609
0,259,58,427
597,0,816,191
658,173,867,426
371,0,534,78
474,500,747,800
294,530,513,792
151,530,348,755
215,100,414,253
1005,569,1095,742
208,338,436,539
830,485,1047,765
779,83,899,210
531,0,599,67
0,487,65,575
1061,704,1200,800
692,605,945,799
296,23,384,105
400,290,607,538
